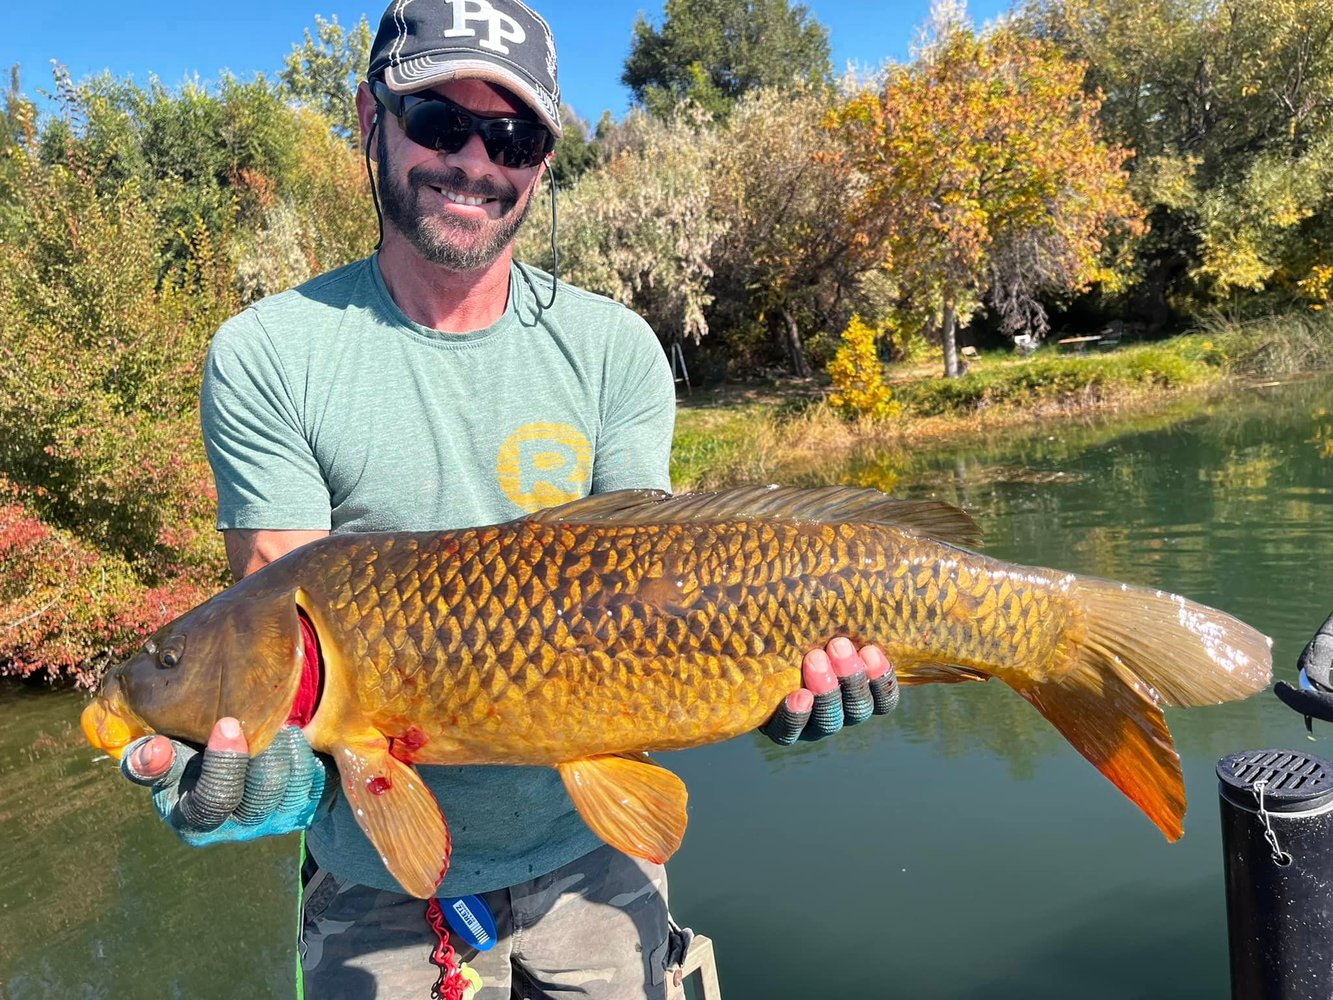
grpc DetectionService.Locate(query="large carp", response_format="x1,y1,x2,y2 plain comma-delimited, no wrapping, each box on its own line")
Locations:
81,486,1272,898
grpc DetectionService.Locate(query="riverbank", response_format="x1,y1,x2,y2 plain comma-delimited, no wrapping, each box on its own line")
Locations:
670,314,1333,490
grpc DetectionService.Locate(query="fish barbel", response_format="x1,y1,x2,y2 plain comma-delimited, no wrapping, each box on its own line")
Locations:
81,486,1272,897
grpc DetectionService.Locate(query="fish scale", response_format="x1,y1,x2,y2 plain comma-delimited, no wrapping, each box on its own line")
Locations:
82,486,1273,898
288,520,1070,765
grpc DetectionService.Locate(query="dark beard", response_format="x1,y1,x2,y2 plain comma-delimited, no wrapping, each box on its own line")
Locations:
377,128,535,271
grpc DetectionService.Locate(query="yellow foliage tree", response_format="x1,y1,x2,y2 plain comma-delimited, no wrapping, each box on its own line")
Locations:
827,13,1143,376
828,315,901,420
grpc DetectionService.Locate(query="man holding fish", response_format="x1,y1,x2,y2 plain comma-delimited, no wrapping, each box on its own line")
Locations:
111,1,897,996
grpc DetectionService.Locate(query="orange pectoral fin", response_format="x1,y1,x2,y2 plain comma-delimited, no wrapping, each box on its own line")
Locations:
333,735,452,898
558,753,688,864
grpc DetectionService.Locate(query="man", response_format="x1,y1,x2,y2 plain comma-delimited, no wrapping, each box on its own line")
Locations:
1275,610,1333,727
119,1,897,996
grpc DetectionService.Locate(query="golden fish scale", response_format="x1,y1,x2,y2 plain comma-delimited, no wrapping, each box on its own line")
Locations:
294,520,1078,765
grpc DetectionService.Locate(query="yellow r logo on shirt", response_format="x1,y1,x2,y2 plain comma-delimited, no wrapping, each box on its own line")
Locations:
497,422,592,512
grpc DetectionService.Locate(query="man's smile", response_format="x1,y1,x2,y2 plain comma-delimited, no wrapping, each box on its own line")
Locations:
431,185,496,208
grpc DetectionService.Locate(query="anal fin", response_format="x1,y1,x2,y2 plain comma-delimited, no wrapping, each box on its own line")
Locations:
334,735,451,898
558,753,688,864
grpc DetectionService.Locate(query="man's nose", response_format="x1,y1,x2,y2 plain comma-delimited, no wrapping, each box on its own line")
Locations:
445,131,494,174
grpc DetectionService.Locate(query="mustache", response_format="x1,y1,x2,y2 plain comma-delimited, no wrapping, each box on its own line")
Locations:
408,165,516,203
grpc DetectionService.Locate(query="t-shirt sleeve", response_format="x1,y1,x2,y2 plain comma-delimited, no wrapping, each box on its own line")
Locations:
591,309,676,494
200,311,332,530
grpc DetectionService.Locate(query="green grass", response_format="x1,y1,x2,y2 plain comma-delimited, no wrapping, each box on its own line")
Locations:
1193,310,1333,377
894,341,1217,417
670,400,783,488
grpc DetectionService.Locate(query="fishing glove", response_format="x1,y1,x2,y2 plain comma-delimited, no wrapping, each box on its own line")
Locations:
121,725,332,847
762,642,899,746
1275,609,1333,727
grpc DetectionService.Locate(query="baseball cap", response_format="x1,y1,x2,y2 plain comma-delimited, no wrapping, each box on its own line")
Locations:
368,0,562,137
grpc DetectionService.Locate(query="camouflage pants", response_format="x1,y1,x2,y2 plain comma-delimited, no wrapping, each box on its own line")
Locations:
299,844,689,999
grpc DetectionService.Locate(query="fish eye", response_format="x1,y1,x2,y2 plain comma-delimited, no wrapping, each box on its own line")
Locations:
157,635,186,669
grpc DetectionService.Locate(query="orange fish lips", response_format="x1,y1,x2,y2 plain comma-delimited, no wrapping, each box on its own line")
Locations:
80,696,152,760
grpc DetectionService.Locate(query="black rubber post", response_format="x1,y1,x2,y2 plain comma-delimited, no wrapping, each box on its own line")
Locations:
1217,749,1333,999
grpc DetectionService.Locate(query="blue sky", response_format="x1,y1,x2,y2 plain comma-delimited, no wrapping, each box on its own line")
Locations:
2,0,1011,124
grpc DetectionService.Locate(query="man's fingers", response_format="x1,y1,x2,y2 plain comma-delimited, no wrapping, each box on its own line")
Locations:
862,646,900,715
207,717,250,754
174,720,250,831
800,649,840,695
235,727,298,824
769,643,897,745
128,735,177,781
763,690,814,746
861,644,891,680
826,638,873,725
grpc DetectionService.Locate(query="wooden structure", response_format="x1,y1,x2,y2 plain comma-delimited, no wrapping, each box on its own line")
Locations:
681,934,722,999
1055,334,1102,352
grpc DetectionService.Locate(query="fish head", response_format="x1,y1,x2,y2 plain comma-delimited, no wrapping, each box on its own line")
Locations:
80,584,308,760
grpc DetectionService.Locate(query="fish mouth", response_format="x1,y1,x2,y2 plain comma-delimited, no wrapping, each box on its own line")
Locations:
80,695,152,760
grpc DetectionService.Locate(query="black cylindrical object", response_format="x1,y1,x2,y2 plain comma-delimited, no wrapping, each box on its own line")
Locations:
1218,748,1333,999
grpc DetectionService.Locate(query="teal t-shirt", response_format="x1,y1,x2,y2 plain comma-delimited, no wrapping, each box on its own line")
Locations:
200,255,675,895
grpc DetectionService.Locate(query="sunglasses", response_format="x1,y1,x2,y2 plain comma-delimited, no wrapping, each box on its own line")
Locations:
371,80,554,170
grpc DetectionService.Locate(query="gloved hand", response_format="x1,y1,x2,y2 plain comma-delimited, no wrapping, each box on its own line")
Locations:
762,638,898,745
121,717,331,846
1274,610,1333,728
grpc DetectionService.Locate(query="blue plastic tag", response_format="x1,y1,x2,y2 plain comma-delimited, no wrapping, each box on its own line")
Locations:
441,894,498,951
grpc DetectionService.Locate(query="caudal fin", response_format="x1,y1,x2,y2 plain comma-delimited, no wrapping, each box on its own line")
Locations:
1009,578,1272,841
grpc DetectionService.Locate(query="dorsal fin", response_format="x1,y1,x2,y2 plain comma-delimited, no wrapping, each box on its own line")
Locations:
522,485,983,549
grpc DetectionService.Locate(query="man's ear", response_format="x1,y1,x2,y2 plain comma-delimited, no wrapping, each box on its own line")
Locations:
355,81,381,160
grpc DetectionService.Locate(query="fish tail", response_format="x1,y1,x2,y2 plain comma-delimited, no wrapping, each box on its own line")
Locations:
1007,576,1272,841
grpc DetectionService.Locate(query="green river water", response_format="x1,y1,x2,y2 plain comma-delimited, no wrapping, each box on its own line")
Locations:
2,372,1331,999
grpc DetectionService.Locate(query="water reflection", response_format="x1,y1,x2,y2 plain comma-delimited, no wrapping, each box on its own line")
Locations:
0,687,296,998
1,373,1330,998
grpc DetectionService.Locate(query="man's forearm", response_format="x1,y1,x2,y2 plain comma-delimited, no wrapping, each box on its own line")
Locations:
223,528,329,580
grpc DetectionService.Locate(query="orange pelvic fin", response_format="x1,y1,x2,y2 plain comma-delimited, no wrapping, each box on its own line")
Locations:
557,753,688,864
332,734,451,898
1014,578,1272,841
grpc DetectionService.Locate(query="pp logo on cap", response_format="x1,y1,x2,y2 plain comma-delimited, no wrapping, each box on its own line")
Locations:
441,0,527,55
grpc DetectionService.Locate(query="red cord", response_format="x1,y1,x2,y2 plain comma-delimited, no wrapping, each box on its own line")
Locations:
426,898,467,1000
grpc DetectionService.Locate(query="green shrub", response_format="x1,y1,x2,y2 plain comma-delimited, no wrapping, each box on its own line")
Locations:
0,68,371,683
1194,312,1333,377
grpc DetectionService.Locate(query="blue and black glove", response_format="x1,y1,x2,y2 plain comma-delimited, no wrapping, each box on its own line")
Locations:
762,638,899,746
121,724,332,846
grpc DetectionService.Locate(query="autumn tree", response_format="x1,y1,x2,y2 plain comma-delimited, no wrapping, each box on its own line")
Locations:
622,0,832,119
829,15,1142,376
1020,0,1333,316
707,86,885,376
516,109,726,346
0,54,376,681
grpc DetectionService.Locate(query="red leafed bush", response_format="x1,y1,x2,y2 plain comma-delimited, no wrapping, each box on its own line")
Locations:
0,499,215,689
